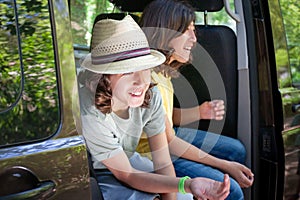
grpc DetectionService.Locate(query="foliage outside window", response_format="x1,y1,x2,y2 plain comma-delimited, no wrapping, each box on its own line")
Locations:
280,0,300,85
71,0,116,46
271,0,299,89
0,0,59,146
70,0,235,48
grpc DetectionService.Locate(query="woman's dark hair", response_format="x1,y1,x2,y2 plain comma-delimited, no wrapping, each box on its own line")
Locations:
140,0,195,77
94,74,156,114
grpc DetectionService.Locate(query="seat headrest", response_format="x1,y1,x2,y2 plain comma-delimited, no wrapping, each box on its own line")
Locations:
111,0,223,12
111,0,152,12
188,0,224,12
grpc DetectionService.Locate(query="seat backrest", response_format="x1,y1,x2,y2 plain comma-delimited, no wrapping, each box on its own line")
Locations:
172,0,238,138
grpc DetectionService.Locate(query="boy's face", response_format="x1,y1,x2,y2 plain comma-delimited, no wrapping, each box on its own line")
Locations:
109,69,151,110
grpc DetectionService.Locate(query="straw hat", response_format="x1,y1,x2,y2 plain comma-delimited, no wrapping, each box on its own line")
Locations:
81,15,166,74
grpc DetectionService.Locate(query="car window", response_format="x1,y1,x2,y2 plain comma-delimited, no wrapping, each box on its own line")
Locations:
269,0,300,198
271,0,299,89
71,0,117,47
0,0,59,146
195,6,236,32
280,0,300,86
70,0,236,48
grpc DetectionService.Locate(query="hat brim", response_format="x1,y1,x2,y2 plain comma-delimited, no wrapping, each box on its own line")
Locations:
81,49,166,74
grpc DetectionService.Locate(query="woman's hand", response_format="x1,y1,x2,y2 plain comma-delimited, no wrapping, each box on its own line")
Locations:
199,100,225,120
187,174,230,200
223,161,254,188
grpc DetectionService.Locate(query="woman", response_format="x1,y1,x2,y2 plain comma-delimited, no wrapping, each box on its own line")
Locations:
78,15,230,200
137,0,254,199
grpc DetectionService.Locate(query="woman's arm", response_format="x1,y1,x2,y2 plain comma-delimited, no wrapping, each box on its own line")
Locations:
165,116,254,188
173,106,200,126
173,100,225,126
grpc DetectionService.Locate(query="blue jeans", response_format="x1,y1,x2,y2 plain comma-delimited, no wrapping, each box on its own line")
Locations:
173,127,246,200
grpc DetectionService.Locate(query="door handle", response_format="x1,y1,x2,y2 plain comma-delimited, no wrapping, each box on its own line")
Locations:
0,166,56,200
0,181,55,200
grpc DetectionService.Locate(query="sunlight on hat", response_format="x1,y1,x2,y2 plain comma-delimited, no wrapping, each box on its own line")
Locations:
81,15,166,74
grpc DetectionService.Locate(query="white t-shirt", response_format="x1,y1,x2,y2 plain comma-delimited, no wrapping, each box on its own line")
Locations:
79,85,165,169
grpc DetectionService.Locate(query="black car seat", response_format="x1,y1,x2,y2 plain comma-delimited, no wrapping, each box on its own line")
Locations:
172,0,238,138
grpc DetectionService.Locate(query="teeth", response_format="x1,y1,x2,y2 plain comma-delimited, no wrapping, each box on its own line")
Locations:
130,90,142,96
184,47,191,50
132,91,142,95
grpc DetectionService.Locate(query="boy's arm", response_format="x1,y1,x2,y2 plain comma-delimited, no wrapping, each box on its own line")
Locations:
97,122,177,199
102,150,177,190
102,149,231,199
148,132,177,199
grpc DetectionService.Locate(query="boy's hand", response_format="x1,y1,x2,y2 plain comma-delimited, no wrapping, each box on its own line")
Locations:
187,174,230,200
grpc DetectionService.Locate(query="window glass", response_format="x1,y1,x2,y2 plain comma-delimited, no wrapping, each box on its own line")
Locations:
71,0,116,47
270,0,300,198
279,0,300,85
271,0,299,89
269,0,291,89
194,0,236,32
195,8,236,32
0,0,59,146
70,0,122,70
70,0,236,47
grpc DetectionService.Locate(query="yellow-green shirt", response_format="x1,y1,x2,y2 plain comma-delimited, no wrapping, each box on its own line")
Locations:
136,71,175,158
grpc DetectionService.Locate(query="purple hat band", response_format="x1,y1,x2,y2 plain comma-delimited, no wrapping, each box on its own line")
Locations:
91,47,151,65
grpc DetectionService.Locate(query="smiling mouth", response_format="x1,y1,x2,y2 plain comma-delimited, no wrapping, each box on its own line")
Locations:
184,46,192,51
129,90,144,97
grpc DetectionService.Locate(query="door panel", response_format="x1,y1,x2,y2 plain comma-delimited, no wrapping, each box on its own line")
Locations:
0,137,89,199
0,0,91,198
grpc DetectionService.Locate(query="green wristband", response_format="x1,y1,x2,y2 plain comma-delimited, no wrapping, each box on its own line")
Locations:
178,176,191,194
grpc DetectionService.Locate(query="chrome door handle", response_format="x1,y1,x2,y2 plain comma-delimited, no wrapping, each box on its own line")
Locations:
0,181,55,200
0,166,56,200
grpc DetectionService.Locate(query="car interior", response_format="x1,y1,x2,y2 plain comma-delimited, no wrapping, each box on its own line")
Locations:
80,0,252,199
1,0,298,198
81,0,241,138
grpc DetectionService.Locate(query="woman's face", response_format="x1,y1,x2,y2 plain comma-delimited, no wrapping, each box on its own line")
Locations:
109,69,151,110
169,21,197,63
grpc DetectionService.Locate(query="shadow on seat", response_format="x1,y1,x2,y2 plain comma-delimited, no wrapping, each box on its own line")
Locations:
172,0,237,138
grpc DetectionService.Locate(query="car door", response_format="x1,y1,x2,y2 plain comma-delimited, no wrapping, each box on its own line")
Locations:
268,0,300,198
250,0,300,199
0,0,91,199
